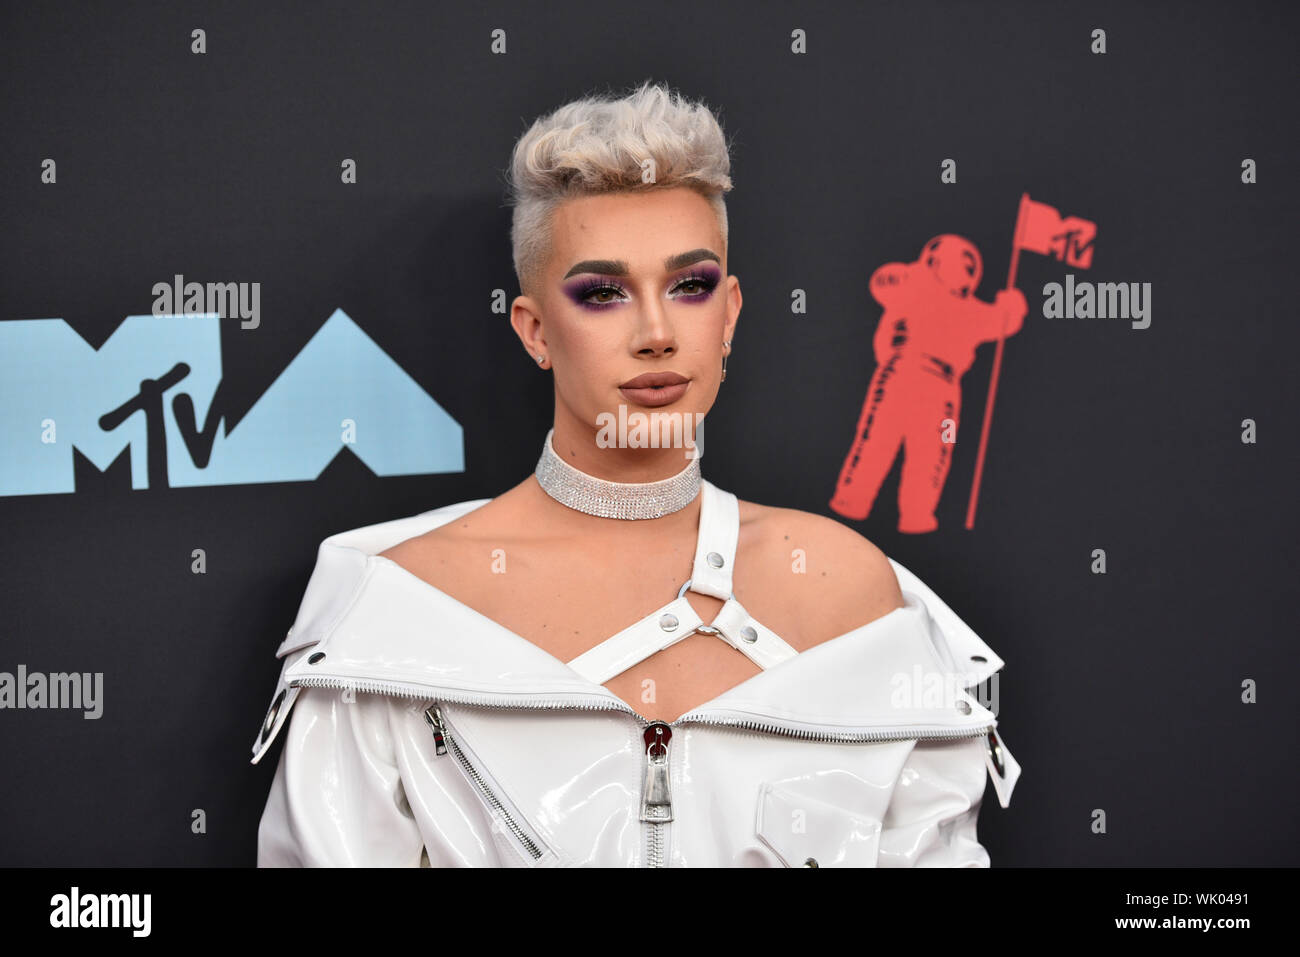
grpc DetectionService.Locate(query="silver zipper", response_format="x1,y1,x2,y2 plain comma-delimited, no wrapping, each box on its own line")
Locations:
288,673,996,744
289,673,996,867
422,703,548,863
671,711,995,743
640,722,673,868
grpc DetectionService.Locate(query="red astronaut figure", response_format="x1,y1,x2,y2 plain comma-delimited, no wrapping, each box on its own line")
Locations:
830,234,1029,532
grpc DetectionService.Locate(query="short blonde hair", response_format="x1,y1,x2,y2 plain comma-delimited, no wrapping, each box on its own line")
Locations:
505,80,734,296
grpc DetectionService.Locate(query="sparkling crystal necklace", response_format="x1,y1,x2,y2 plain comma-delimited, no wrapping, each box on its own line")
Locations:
533,428,701,520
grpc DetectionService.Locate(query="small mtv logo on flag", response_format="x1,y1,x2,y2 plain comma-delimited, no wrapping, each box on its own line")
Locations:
1014,194,1097,269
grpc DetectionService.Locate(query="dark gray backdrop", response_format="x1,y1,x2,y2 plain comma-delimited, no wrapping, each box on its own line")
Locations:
1,0,1296,865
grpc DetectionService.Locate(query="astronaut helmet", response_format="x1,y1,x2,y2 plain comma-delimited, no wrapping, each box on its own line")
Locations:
918,234,983,298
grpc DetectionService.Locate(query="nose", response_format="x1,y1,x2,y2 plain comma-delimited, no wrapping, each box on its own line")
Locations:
633,295,676,358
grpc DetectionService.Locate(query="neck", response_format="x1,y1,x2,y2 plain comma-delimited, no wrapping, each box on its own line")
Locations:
527,478,703,534
548,419,701,483
532,417,703,523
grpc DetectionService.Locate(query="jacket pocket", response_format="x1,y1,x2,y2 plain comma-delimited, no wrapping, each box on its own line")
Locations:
754,781,883,868
425,703,564,867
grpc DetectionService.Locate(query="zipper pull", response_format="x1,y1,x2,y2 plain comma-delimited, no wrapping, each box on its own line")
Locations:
422,703,448,756
639,722,673,823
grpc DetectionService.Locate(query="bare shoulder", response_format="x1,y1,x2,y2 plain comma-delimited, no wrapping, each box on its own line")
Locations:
377,487,519,571
736,499,905,645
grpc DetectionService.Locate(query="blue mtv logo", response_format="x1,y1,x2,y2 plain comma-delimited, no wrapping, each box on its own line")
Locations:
0,308,464,496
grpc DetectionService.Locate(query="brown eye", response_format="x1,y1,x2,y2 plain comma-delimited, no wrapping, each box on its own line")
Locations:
582,284,623,304
672,274,717,298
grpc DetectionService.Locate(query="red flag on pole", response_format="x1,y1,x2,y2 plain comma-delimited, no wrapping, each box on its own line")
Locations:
1015,195,1097,269
965,193,1097,529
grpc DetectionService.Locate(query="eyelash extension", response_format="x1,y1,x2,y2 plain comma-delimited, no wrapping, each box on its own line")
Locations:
573,277,628,306
576,271,719,308
672,270,719,298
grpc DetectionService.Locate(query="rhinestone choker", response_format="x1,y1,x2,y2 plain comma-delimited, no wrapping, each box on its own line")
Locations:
534,428,702,519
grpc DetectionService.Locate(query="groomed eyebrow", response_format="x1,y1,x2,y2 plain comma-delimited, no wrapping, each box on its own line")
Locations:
562,248,721,280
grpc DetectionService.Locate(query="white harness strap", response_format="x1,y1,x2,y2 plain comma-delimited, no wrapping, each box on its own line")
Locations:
565,480,801,685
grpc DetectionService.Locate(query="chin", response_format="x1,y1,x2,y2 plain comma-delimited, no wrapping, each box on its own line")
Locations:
591,404,710,450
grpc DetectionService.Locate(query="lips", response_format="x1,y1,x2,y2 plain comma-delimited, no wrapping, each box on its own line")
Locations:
618,371,691,408
620,372,689,389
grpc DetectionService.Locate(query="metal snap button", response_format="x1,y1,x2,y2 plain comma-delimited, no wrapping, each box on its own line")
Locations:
955,699,971,714
261,688,287,741
986,730,1006,777
308,652,326,664
804,857,819,867
739,625,758,643
706,551,725,568
659,614,679,632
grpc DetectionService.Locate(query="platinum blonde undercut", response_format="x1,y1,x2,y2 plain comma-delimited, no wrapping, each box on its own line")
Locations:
506,80,734,297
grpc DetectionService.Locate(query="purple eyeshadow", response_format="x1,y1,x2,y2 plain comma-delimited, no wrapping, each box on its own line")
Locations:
562,275,622,308
687,265,723,290
562,265,722,311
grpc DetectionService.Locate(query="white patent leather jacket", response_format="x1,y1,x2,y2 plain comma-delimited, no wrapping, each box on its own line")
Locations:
251,485,1021,867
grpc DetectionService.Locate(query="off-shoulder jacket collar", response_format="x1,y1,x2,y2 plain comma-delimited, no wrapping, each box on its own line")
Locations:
252,494,1020,807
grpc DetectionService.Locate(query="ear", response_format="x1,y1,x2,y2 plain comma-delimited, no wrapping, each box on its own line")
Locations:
723,273,742,347
510,295,547,361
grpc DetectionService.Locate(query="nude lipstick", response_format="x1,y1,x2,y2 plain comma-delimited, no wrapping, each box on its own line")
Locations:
618,371,690,407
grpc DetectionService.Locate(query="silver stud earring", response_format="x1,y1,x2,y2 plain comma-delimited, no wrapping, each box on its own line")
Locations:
536,354,545,365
